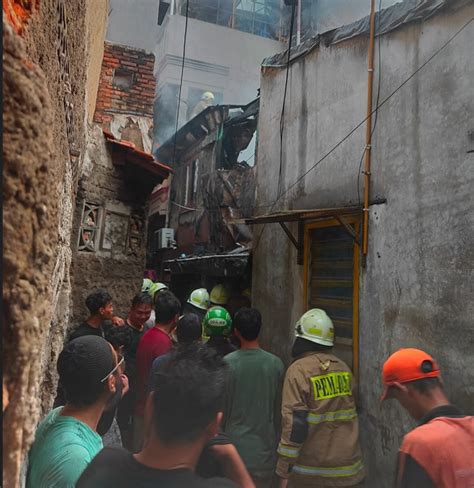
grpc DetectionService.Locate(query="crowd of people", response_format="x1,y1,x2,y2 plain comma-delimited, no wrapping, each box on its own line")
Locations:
24,281,471,487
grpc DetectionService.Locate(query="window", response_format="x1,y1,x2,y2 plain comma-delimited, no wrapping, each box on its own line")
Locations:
176,0,285,41
112,68,134,90
78,203,142,255
304,218,360,377
78,203,101,251
184,160,198,206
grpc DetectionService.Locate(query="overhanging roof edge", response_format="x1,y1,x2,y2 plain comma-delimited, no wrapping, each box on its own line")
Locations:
237,206,362,225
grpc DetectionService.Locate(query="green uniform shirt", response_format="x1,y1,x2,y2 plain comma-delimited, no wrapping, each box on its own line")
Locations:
26,407,103,488
224,348,284,473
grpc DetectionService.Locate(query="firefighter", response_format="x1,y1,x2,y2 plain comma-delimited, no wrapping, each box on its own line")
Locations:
183,288,210,325
143,281,168,330
203,306,236,358
381,348,472,488
276,309,365,488
210,284,231,306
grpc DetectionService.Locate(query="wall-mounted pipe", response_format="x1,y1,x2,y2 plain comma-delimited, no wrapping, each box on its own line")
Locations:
362,0,376,256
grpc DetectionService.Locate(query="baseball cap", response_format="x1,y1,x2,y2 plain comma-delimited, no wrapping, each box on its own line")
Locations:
58,336,115,389
381,348,440,401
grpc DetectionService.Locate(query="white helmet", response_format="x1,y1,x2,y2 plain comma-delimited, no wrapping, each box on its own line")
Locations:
295,309,334,347
149,282,168,299
142,278,154,293
201,91,215,102
187,288,210,311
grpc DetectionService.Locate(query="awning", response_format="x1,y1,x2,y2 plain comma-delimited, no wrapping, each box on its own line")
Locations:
103,130,172,193
164,250,250,277
238,206,362,225
236,205,372,265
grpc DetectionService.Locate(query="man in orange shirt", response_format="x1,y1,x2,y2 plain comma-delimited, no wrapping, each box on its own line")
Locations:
381,348,473,488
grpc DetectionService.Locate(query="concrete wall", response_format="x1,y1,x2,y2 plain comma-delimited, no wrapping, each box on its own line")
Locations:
253,3,474,486
70,125,147,323
3,1,108,486
155,14,283,135
306,0,400,35
85,1,109,122
107,0,159,52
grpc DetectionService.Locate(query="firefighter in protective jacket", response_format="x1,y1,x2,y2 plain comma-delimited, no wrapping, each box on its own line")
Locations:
276,309,365,487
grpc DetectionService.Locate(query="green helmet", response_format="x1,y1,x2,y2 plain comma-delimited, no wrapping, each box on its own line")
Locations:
203,306,232,337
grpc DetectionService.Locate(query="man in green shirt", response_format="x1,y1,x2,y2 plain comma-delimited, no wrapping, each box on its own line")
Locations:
224,308,284,488
26,335,124,488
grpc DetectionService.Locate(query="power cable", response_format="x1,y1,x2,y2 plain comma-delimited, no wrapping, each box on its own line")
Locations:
275,16,472,206
166,16,472,218
172,0,190,166
278,1,297,198
252,15,473,253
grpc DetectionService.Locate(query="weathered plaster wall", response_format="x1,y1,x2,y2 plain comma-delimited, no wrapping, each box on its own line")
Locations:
254,3,473,486
70,126,147,323
3,1,108,486
3,22,60,488
85,1,109,122
107,0,159,52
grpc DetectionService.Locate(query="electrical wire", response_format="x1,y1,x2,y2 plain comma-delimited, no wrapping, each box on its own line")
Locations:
357,0,383,207
278,1,297,198
275,16,473,206
172,0,190,165
166,16,472,220
252,15,473,253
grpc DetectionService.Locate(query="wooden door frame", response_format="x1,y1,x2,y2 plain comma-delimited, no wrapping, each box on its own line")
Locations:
303,217,360,380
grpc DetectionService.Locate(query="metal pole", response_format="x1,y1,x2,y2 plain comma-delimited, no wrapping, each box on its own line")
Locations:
362,0,376,256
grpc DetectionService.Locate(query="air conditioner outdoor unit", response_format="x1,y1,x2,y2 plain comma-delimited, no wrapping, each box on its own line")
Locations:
155,228,175,249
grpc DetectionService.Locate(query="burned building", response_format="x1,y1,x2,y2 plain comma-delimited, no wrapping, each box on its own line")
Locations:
70,42,172,321
153,100,259,306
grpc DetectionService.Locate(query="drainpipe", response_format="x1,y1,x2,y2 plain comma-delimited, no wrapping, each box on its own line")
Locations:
362,0,376,257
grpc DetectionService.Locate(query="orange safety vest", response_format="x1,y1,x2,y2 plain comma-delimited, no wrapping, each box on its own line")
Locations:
399,415,474,487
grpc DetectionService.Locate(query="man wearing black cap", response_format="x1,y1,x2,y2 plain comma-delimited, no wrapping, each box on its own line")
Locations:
26,336,123,488
77,345,238,488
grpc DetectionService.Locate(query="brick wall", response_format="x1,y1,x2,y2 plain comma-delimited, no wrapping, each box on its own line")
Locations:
94,41,155,127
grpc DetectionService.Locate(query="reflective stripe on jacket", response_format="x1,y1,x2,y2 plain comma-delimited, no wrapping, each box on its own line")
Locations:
276,352,364,487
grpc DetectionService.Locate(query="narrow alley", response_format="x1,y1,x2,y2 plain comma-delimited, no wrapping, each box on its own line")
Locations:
3,0,473,487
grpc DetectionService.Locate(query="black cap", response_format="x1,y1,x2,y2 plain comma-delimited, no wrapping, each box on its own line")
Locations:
58,336,115,388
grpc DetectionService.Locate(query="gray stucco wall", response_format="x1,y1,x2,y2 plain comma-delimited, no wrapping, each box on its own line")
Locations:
106,0,159,51
253,3,473,486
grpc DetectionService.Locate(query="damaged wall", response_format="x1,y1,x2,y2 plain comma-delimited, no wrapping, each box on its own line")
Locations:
70,125,149,323
94,41,156,152
168,114,256,255
70,42,158,323
2,1,109,486
253,2,473,486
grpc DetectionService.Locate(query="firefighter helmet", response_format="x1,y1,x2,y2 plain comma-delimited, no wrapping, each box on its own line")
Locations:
210,284,230,305
295,309,334,347
149,282,168,299
187,288,210,311
142,278,154,293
